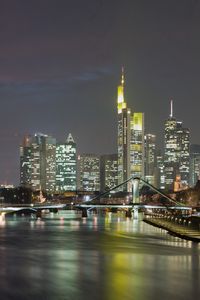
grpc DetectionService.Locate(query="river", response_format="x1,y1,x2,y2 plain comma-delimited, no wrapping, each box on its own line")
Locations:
0,211,199,300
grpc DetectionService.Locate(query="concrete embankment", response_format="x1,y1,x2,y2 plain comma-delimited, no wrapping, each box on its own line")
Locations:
143,217,200,243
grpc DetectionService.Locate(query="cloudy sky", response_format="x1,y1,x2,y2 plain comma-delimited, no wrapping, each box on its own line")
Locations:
0,0,200,184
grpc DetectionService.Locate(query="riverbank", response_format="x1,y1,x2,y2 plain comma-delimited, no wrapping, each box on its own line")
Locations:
143,217,200,243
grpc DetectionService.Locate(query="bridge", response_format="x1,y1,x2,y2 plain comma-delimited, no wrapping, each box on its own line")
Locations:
0,203,66,215
76,177,193,218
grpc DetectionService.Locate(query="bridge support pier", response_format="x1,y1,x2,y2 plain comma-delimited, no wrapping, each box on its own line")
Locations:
82,209,88,218
0,212,5,222
125,210,132,218
133,207,139,219
50,208,58,213
36,210,42,218
132,179,140,204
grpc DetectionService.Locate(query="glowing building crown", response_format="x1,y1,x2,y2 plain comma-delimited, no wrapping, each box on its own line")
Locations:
117,67,127,114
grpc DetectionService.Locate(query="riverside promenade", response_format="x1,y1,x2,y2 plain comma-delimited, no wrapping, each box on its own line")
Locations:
144,215,200,243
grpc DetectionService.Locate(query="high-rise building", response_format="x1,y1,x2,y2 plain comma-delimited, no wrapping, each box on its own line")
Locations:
189,144,200,186
20,133,56,192
20,135,32,187
155,151,165,189
78,154,100,191
27,134,41,191
56,133,77,192
117,68,131,190
144,134,156,185
130,112,145,180
40,135,57,192
117,69,145,191
176,122,190,186
100,154,118,191
164,101,190,191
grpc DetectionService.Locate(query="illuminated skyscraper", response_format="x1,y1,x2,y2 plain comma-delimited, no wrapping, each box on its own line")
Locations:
155,151,165,189
100,154,118,191
65,133,77,190
35,134,56,192
164,101,190,190
20,135,32,187
56,133,77,191
117,68,131,190
144,134,156,185
130,112,145,179
176,122,190,186
30,134,42,190
20,133,56,192
78,154,100,191
189,144,200,186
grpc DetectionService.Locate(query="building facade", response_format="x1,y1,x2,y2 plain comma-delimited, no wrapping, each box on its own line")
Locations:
56,133,77,192
20,133,56,192
20,135,32,187
117,69,131,190
189,144,200,186
155,151,165,190
100,154,118,192
78,154,100,191
144,134,156,185
130,112,145,179
117,69,145,191
164,101,190,191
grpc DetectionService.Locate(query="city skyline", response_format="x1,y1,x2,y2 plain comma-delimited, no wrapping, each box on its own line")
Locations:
18,78,192,193
1,0,200,185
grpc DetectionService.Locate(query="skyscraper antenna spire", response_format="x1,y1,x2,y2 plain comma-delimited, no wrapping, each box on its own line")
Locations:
170,99,173,118
121,66,124,86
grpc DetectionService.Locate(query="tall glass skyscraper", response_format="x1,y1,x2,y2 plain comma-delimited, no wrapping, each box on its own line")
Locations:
155,151,165,190
20,135,32,187
56,133,77,192
100,154,118,191
78,154,100,191
144,133,156,185
130,112,145,179
164,101,190,190
189,144,200,186
117,69,131,190
20,133,56,192
117,69,145,191
40,135,56,192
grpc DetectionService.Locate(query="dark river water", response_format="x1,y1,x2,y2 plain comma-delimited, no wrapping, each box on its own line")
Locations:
0,211,199,300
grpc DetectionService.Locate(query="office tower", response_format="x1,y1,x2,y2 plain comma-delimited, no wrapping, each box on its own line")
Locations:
20,133,56,192
130,112,145,179
64,133,77,191
100,154,118,191
20,135,32,187
41,135,56,192
56,133,77,192
164,101,190,191
117,68,131,190
144,134,156,185
78,154,100,191
189,144,200,186
155,151,165,189
176,122,190,186
30,134,42,191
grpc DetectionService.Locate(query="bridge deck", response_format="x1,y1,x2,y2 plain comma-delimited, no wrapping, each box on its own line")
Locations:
76,204,191,210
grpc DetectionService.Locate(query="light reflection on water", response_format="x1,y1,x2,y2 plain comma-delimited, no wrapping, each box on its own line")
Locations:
0,211,199,300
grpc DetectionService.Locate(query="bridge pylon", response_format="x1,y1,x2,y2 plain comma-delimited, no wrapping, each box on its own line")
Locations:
132,178,140,204
131,178,140,219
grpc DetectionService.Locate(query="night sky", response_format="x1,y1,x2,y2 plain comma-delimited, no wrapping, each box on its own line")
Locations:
1,0,200,185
